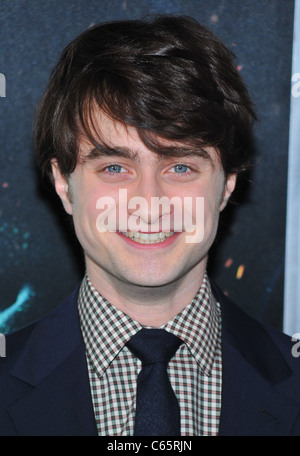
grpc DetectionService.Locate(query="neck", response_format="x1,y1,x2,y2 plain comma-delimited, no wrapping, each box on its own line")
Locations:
86,260,207,327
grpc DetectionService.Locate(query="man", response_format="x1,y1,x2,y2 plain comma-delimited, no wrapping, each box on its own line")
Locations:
1,15,300,436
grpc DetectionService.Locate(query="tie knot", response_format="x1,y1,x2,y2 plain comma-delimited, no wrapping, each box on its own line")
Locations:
126,328,182,365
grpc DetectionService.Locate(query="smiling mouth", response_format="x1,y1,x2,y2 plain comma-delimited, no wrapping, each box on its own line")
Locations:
121,231,176,244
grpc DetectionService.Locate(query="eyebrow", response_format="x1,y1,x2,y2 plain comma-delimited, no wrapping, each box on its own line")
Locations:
82,146,141,162
82,145,212,163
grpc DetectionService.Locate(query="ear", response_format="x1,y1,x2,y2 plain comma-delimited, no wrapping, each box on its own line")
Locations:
51,159,73,215
219,173,237,211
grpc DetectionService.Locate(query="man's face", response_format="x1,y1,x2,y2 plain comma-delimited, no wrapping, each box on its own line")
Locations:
52,111,236,290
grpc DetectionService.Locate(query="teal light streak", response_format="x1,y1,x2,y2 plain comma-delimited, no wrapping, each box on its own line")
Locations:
0,285,35,332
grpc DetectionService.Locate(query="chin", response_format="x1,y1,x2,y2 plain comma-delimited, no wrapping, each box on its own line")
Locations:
121,272,175,288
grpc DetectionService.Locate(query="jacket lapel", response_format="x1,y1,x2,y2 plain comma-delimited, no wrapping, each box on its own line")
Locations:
211,282,300,436
7,289,97,436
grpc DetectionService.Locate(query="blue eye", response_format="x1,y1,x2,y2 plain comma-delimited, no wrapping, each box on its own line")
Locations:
173,164,189,173
107,164,123,173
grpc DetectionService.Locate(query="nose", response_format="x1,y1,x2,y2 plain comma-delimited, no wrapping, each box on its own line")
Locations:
127,173,170,230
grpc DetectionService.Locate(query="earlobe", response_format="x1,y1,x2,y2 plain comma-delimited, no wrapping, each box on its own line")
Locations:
51,159,73,215
220,174,237,211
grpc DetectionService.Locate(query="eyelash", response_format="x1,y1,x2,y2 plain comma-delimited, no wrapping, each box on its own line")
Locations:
169,164,192,175
101,163,194,177
105,164,126,173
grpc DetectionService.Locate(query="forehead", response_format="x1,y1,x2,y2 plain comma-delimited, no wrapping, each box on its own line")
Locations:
82,110,142,149
79,107,220,166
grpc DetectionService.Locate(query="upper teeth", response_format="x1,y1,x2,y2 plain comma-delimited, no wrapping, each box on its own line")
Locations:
121,231,175,243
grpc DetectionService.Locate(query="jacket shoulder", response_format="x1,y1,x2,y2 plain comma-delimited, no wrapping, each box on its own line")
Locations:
210,278,300,379
0,287,80,375
1,322,37,373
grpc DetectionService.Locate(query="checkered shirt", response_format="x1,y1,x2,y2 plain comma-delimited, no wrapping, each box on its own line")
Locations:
78,272,222,436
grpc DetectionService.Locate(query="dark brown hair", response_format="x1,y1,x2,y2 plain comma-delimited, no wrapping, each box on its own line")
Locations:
34,15,256,182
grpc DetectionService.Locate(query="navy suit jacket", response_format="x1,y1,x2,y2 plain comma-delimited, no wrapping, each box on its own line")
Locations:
1,282,300,436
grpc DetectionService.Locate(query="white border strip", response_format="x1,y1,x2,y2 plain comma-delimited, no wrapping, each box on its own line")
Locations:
283,0,300,336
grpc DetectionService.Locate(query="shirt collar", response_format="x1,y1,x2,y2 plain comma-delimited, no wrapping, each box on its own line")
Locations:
162,275,221,375
78,272,221,378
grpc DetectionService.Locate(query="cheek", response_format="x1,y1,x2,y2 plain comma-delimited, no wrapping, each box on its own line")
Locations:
76,185,124,240
197,182,224,236
70,182,102,233
189,181,221,218
71,173,108,216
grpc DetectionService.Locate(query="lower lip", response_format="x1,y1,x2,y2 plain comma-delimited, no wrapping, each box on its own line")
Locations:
116,232,182,249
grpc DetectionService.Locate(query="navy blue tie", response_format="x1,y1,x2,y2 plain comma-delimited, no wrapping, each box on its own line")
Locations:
126,328,182,436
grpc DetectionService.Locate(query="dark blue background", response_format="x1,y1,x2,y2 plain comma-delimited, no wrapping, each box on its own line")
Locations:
0,0,295,332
